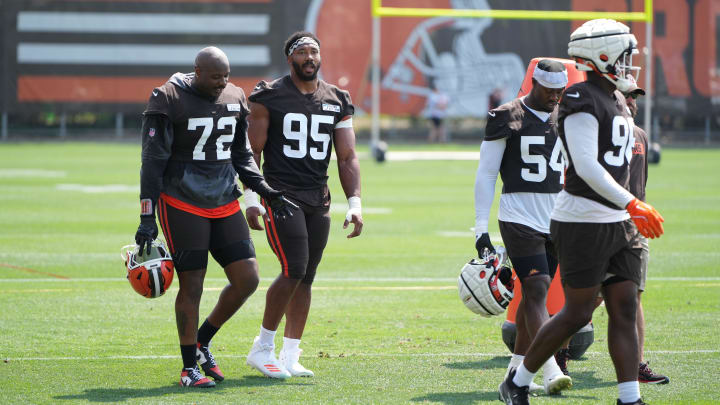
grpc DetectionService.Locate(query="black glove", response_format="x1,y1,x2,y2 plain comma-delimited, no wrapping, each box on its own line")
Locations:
475,232,495,258
264,189,299,221
135,215,158,256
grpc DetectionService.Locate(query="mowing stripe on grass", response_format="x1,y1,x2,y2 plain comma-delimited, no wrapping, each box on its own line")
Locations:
6,349,719,362
0,286,457,293
2,276,720,283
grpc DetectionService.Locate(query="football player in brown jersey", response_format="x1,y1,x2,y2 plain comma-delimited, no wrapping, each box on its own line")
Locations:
475,59,572,394
622,76,670,385
135,46,296,388
499,20,664,405
243,31,363,378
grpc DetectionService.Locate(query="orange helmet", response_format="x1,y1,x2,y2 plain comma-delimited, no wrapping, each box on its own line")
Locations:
121,240,174,298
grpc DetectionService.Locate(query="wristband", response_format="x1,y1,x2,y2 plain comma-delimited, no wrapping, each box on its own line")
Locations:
244,190,262,208
140,198,154,216
346,196,361,222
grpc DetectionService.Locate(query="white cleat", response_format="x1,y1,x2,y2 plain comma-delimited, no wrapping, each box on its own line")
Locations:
544,373,573,395
246,336,291,379
529,381,544,393
279,348,314,377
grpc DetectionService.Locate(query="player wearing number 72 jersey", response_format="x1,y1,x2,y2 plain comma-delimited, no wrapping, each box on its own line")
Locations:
474,59,571,395
136,47,295,387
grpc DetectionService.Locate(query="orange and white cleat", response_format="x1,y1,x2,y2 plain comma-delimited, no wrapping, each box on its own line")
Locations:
246,336,291,379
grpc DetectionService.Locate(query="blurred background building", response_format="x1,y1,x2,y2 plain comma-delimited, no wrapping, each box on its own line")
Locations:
1,0,718,145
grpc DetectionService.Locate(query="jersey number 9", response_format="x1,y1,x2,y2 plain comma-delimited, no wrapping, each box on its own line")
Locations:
283,113,334,160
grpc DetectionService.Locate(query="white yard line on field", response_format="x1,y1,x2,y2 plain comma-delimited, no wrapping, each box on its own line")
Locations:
6,349,719,362
56,184,138,193
0,169,66,178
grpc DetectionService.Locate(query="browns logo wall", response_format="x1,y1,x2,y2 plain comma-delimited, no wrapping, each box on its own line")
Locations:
1,0,717,121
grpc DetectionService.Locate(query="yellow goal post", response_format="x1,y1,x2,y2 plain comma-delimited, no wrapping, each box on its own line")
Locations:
368,0,654,146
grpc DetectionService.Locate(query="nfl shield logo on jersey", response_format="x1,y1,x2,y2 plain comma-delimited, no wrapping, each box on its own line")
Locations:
148,128,156,137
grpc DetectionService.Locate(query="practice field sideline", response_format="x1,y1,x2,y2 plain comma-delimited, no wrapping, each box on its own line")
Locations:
0,143,718,404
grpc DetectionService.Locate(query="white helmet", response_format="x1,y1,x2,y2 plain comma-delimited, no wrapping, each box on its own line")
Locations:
458,248,515,317
568,19,639,92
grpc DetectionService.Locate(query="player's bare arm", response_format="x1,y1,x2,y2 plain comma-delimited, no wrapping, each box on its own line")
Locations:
244,101,271,230
335,125,363,238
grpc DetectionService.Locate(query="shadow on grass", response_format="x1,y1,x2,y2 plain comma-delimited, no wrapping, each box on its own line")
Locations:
566,370,616,389
412,390,602,404
443,355,508,370
54,376,311,402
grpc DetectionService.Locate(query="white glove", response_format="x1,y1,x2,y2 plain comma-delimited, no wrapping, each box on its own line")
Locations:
244,190,266,216
345,196,362,222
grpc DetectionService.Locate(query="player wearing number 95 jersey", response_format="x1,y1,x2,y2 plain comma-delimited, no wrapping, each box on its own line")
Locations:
499,19,664,405
135,47,296,388
243,31,363,379
475,59,571,395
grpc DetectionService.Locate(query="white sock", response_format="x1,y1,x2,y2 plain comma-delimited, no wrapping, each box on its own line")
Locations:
283,337,301,353
512,363,536,388
618,381,641,403
506,354,524,377
542,356,563,379
259,326,276,346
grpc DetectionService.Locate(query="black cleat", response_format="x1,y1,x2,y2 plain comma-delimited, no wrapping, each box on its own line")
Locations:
617,399,647,405
197,343,225,382
554,348,570,376
639,361,669,384
498,368,530,405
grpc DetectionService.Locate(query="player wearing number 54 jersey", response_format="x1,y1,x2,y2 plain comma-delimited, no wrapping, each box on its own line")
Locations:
243,31,363,379
135,47,295,388
475,59,571,395
499,19,664,405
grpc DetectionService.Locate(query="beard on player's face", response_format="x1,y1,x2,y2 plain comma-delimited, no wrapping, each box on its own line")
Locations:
292,59,320,81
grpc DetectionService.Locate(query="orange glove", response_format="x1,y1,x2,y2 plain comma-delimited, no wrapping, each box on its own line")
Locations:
626,198,665,239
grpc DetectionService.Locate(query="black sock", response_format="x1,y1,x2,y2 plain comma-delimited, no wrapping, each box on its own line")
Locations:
197,319,220,346
180,344,197,369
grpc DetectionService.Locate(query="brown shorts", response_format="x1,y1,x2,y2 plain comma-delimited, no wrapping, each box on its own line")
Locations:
157,199,254,272
499,220,557,279
551,219,642,289
261,190,331,284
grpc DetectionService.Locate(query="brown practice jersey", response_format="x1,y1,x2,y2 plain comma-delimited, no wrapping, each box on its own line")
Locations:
249,75,354,193
558,81,634,209
629,126,648,202
140,72,255,209
485,98,564,194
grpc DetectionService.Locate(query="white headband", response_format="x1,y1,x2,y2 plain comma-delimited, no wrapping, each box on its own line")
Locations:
288,36,320,56
533,65,568,89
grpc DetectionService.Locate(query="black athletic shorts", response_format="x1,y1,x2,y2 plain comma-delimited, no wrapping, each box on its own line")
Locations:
551,219,642,289
261,188,331,284
157,199,255,272
499,220,557,279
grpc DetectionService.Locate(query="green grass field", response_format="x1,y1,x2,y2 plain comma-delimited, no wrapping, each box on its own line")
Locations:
0,142,718,404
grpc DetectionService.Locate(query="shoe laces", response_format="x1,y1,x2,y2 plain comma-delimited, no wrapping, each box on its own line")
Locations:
185,366,204,380
200,345,217,366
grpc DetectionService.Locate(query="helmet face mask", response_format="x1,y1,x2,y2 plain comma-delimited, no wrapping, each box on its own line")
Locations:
121,240,174,298
568,19,640,92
